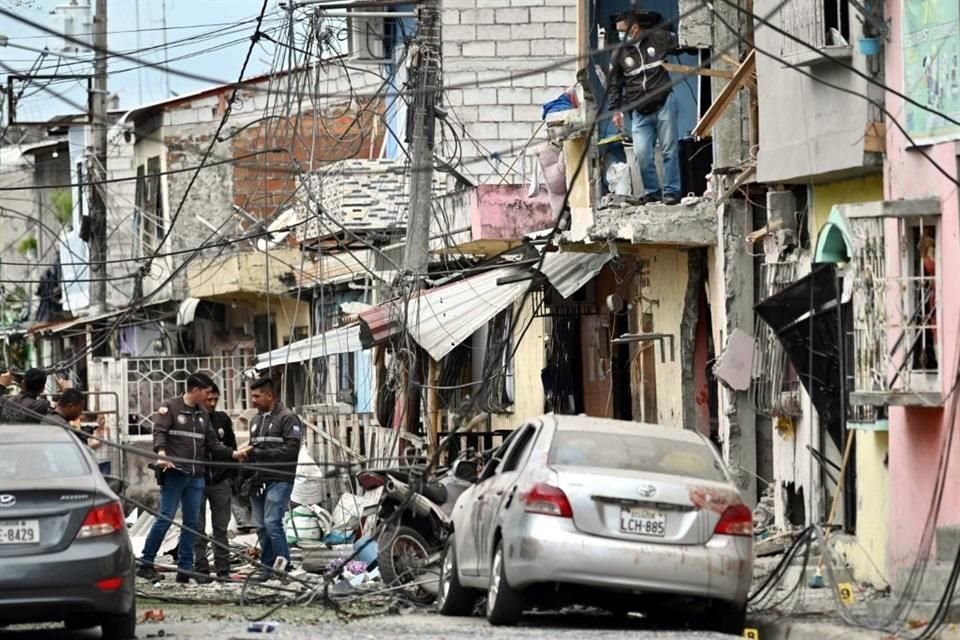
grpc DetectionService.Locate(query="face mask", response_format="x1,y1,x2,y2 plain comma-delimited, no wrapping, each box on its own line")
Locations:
618,30,627,42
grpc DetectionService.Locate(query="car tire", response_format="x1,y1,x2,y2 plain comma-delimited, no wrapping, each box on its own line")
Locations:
704,600,745,635
438,538,476,616
486,541,523,626
100,599,136,640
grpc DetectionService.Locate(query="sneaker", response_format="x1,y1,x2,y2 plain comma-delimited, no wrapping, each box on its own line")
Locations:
136,565,164,582
248,569,272,583
194,573,213,585
216,570,233,581
175,572,191,584
641,193,662,205
662,193,681,205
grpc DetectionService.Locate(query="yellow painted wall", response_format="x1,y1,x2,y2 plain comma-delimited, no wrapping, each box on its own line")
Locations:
636,246,689,428
811,173,887,587
492,297,546,431
836,431,890,586
811,175,884,238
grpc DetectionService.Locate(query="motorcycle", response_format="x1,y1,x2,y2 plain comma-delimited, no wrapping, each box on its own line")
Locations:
356,448,481,601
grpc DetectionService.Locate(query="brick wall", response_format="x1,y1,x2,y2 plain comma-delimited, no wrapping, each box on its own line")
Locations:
442,0,578,184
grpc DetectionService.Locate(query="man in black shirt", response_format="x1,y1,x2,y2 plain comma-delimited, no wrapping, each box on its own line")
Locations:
193,382,238,581
0,368,55,423
608,12,681,205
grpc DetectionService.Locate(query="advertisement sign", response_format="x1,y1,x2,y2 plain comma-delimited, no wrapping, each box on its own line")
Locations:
903,1,960,144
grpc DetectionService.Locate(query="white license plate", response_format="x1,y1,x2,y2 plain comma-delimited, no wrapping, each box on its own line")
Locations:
620,508,666,537
0,520,40,544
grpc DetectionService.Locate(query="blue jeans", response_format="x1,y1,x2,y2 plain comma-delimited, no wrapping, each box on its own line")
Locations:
251,481,293,569
140,470,205,572
631,92,681,198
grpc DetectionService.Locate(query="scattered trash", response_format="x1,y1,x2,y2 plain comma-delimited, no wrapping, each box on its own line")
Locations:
605,162,631,195
247,621,279,633
142,608,165,622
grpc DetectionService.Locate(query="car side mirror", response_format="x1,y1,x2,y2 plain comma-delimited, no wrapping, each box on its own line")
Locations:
104,474,126,495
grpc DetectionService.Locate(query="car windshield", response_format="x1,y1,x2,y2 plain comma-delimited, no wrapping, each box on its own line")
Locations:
549,430,727,482
0,443,90,481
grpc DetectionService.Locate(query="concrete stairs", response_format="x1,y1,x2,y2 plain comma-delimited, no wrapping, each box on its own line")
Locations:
886,525,960,623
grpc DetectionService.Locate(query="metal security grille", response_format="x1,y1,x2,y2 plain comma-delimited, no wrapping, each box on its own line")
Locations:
89,353,255,441
750,261,802,417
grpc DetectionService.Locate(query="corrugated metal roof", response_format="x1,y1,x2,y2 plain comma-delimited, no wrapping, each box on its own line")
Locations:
254,323,363,370
536,251,611,299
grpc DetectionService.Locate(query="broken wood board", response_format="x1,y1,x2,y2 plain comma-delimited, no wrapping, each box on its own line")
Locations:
693,49,757,138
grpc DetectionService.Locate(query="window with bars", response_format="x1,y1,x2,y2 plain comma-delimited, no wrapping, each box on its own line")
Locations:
848,199,941,407
779,0,852,61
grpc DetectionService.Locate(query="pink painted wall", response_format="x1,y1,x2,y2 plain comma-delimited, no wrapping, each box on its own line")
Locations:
885,0,960,575
469,185,555,241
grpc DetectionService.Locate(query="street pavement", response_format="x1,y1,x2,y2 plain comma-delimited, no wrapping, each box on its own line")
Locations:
0,606,740,639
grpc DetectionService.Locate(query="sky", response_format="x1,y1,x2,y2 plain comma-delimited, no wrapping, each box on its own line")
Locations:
0,0,283,122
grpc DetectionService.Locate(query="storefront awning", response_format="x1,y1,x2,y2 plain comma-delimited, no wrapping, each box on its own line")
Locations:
255,323,363,370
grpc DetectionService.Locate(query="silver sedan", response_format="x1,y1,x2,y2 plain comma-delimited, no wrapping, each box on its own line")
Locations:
438,415,753,632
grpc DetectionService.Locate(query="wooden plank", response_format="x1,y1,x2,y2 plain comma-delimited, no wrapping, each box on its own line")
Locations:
864,121,886,154
301,416,364,461
427,358,440,455
693,49,757,138
717,165,757,204
662,62,735,80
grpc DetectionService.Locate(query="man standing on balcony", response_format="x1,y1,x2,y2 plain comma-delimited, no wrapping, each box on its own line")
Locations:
137,373,245,584
608,12,681,205
236,376,302,582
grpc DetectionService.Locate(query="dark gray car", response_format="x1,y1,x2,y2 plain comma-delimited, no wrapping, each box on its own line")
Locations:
0,423,136,639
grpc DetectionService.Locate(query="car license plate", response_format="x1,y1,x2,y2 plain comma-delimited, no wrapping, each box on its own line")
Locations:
0,520,40,544
620,508,666,537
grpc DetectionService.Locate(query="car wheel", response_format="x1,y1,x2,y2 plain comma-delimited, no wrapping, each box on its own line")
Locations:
100,599,136,640
486,541,523,626
438,538,476,616
704,600,745,635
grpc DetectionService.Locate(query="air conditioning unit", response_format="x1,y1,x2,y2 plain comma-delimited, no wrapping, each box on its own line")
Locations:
349,13,386,62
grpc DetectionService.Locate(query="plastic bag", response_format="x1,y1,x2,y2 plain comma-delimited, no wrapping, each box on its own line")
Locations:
605,162,631,195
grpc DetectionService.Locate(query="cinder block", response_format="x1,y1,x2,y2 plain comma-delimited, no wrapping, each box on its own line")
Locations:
495,7,529,24
443,0,474,8
498,87,531,104
462,87,500,105
462,40,496,57
442,8,461,24
476,24,502,40
510,23,545,39
530,6,565,22
531,38,565,56
478,105,512,122
499,122,535,140
546,69,573,87
511,71,548,88
513,104,543,121
443,24,476,41
497,40,531,57
442,42,463,58
461,8,495,24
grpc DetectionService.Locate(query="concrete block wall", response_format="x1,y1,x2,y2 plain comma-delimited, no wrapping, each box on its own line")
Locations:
442,0,578,184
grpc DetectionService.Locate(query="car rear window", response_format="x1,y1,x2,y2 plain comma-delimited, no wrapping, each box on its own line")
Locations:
548,430,727,482
0,443,90,481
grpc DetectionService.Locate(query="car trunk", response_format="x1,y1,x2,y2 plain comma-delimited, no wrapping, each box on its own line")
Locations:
552,466,726,545
0,478,99,557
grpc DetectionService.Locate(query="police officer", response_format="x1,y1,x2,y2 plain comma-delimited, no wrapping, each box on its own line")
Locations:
237,376,302,582
0,368,62,423
137,373,244,584
193,382,238,582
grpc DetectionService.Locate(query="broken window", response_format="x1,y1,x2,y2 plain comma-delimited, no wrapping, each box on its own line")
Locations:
134,156,164,257
780,0,851,57
849,201,942,406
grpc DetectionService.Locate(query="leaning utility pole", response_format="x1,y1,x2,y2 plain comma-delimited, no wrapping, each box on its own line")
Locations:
89,0,108,314
399,0,441,437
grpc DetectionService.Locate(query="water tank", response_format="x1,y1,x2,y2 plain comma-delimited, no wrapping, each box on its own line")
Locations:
49,0,93,55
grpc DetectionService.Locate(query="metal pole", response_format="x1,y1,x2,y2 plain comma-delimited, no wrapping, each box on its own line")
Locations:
400,0,441,435
89,0,108,315
161,0,171,98
135,0,143,103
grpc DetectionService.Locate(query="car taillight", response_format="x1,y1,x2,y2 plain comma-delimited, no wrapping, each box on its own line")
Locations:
713,504,753,537
77,501,124,539
95,576,124,591
524,483,572,518
357,472,386,490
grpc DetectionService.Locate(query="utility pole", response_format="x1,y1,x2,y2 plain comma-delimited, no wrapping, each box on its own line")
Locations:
88,0,108,315
399,0,441,438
